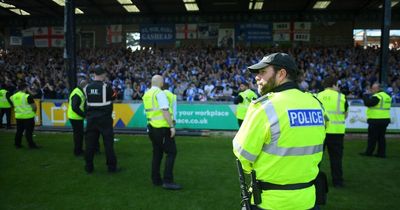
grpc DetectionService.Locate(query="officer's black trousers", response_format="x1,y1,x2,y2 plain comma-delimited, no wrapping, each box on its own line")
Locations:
15,118,36,147
237,119,243,127
69,119,84,155
85,116,117,170
0,108,11,128
323,134,344,185
147,125,177,184
366,122,389,157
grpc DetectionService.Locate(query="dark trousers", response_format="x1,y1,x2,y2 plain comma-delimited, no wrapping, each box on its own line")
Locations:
324,134,344,185
70,119,84,155
85,116,117,170
238,119,243,127
15,118,36,147
0,107,11,128
148,124,177,184
366,122,389,157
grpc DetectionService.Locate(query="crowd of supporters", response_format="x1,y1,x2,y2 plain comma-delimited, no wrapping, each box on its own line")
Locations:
1,46,400,103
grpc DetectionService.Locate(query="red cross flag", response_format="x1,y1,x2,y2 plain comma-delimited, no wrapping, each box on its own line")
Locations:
176,24,198,39
106,25,122,44
33,27,64,47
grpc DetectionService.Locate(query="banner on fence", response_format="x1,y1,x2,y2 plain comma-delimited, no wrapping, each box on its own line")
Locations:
38,101,399,132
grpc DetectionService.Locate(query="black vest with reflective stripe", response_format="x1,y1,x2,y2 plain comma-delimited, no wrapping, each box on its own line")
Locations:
84,81,113,118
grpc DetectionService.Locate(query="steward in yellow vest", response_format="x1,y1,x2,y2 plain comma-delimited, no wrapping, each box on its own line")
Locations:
234,82,258,126
233,53,326,210
67,80,87,156
317,77,348,188
142,75,181,190
360,82,392,158
0,84,13,129
10,83,39,148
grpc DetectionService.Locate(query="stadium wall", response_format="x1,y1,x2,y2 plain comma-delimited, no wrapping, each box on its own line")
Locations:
4,20,400,48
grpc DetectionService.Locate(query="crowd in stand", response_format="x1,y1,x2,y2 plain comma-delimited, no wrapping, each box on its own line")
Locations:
1,46,400,103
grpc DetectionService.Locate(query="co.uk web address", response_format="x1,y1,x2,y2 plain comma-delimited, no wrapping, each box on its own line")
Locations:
176,118,208,124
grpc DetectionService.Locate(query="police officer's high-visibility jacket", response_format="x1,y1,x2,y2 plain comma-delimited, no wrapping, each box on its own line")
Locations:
143,87,169,128
233,84,326,210
366,91,392,119
0,89,11,108
68,87,85,120
10,91,35,119
164,89,177,120
317,88,346,134
236,89,258,120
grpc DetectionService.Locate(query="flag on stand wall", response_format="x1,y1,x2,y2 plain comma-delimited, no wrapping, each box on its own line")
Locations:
176,24,198,39
106,25,122,44
33,27,64,47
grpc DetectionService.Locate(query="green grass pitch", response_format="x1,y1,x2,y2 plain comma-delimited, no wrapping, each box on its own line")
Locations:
0,131,399,210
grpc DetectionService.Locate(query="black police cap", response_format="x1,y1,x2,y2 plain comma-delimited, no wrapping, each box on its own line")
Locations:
94,67,106,75
247,53,299,73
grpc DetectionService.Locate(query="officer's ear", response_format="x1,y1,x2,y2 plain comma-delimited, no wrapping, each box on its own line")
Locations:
277,68,288,83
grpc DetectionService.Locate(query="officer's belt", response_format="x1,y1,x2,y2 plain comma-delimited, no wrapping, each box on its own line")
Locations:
257,180,314,190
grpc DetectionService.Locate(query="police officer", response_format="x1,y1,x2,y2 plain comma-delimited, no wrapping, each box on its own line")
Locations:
233,53,325,210
68,79,87,156
317,77,348,188
234,82,258,126
10,83,39,149
360,82,392,158
0,83,13,129
84,67,118,173
143,75,181,190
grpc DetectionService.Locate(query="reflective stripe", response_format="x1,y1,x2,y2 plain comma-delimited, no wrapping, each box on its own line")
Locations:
336,93,342,113
327,111,344,114
233,139,257,162
147,116,165,121
330,121,345,124
102,83,107,105
262,100,323,156
369,107,390,110
86,83,112,107
145,108,160,112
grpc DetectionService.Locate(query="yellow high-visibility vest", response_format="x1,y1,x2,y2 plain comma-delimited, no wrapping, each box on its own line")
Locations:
233,88,326,210
0,89,11,108
366,92,391,119
236,89,257,120
317,88,346,134
68,87,85,120
10,91,35,119
143,87,169,128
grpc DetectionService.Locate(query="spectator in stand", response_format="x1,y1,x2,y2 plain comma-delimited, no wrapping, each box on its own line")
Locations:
123,83,134,101
222,85,233,101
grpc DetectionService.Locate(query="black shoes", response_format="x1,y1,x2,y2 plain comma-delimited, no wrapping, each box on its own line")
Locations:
74,151,85,156
85,165,94,174
374,154,386,158
359,152,386,158
162,183,182,190
108,167,122,173
333,183,344,188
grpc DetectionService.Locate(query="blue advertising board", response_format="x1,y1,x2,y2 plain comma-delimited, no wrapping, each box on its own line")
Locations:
236,23,272,42
140,24,175,44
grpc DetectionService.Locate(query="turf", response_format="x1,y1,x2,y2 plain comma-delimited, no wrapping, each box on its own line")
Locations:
0,131,399,210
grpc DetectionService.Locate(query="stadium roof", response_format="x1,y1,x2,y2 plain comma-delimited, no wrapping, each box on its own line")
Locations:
0,0,399,17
